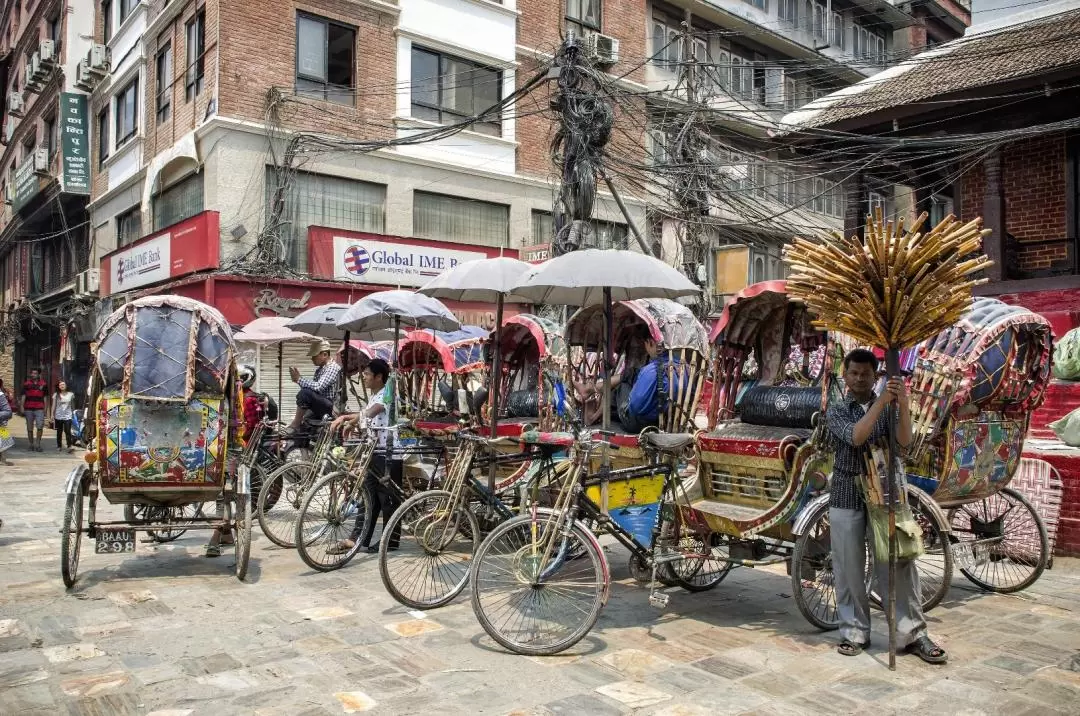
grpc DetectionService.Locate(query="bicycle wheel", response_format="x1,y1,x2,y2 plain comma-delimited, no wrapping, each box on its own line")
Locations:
233,492,252,581
470,513,608,656
257,461,314,548
61,477,85,589
662,528,734,593
791,500,839,631
379,490,481,610
949,487,1048,593
295,471,372,571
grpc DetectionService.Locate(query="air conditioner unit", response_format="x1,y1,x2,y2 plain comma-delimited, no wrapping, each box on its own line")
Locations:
32,147,49,175
29,52,47,83
7,91,24,117
74,61,97,91
584,33,620,66
87,44,110,74
24,64,40,92
2,183,12,205
1,116,15,145
76,269,101,295
38,40,56,69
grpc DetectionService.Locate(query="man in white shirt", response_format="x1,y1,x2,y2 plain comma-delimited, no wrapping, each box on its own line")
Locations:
328,359,402,555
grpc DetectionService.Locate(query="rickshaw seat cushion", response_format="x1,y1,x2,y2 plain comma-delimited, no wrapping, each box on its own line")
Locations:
640,432,695,452
737,386,820,429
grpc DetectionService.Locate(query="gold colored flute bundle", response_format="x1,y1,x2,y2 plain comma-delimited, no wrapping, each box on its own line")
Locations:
783,212,993,350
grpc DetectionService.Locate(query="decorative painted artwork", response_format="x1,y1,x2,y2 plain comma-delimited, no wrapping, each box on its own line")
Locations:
930,414,1024,505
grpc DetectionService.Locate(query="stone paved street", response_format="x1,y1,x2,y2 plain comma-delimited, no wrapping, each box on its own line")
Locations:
2,445,1079,715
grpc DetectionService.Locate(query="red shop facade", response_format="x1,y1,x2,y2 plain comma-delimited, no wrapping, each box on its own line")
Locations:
99,215,527,329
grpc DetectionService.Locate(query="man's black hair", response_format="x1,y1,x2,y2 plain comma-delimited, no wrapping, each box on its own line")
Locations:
367,358,390,384
843,348,879,372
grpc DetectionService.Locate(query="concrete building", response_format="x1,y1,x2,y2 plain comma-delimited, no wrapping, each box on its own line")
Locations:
0,0,96,394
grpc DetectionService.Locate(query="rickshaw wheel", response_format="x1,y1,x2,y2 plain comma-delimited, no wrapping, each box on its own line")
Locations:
947,487,1048,594
791,500,839,631
658,521,733,592
380,489,479,609
258,460,314,548
61,478,85,589
233,492,252,581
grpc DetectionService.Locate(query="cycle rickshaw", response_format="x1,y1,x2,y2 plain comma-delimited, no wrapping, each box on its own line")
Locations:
61,296,252,587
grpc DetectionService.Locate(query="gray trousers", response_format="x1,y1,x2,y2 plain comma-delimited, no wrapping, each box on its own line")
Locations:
830,506,927,647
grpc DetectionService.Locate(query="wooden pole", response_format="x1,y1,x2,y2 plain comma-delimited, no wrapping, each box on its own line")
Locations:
885,348,900,672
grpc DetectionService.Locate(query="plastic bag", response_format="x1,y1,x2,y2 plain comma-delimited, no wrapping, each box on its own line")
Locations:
1053,327,1080,380
1049,407,1080,447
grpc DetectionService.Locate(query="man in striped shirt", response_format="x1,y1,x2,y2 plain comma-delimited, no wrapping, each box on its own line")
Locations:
288,340,342,429
21,369,47,452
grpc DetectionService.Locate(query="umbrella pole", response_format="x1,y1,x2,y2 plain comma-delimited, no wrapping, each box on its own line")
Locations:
886,348,900,672
341,330,350,414
487,295,504,495
277,342,283,419
602,287,613,431
388,316,401,481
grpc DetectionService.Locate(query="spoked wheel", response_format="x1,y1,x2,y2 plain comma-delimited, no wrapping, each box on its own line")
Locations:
380,490,481,609
869,489,954,613
61,476,86,589
662,528,734,593
295,471,372,572
124,503,206,543
257,461,314,548
791,501,839,630
470,513,608,656
233,492,252,581
948,487,1048,593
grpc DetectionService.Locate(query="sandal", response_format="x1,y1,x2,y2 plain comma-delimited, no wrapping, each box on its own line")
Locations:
837,639,869,656
905,636,947,664
205,545,222,558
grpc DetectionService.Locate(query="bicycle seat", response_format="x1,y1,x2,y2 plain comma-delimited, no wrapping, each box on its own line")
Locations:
640,432,695,452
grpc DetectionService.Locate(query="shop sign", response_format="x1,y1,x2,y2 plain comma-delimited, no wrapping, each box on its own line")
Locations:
453,310,498,330
333,236,486,287
12,152,40,213
522,243,550,262
112,235,171,291
60,93,90,194
253,289,311,317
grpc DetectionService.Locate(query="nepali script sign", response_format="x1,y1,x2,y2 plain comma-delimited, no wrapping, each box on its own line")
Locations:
60,93,90,194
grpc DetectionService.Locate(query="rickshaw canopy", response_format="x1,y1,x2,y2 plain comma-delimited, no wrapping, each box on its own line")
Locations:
397,326,488,374
95,296,236,402
566,298,709,353
489,314,566,366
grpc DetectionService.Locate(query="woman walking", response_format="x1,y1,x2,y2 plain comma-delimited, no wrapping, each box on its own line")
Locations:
51,381,76,453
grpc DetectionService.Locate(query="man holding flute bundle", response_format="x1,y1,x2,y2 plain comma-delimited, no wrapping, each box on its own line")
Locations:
825,348,947,664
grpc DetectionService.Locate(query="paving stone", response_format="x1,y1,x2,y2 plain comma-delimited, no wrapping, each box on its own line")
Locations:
58,670,132,698
594,680,672,708
333,690,378,713
692,655,759,680
545,693,625,716
983,654,1041,675
44,643,105,663
178,651,243,676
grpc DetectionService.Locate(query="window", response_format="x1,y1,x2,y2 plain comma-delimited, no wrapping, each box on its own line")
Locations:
48,13,61,45
929,194,953,227
153,172,204,231
831,12,845,49
750,162,768,199
776,171,795,205
868,190,886,218
651,18,681,68
530,210,627,250
566,0,600,36
97,107,109,167
764,67,785,107
730,54,754,99
411,47,502,137
810,178,844,217
741,0,766,10
119,0,137,25
875,34,887,66
156,44,172,123
116,205,142,247
115,77,138,146
266,169,386,271
44,114,56,159
813,2,827,41
185,9,205,101
853,25,885,65
779,0,798,25
295,14,355,105
648,129,669,166
102,0,112,44
414,191,508,248
784,76,798,110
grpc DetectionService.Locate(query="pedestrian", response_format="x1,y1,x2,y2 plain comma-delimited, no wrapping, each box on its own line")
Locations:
0,380,14,467
328,358,401,555
50,380,76,453
21,369,47,452
287,340,341,430
825,348,947,664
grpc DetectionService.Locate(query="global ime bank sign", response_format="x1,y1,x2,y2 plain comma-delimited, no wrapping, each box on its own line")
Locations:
308,227,516,287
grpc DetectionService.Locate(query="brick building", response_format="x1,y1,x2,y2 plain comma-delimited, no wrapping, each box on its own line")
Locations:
0,0,96,397
780,1,1080,554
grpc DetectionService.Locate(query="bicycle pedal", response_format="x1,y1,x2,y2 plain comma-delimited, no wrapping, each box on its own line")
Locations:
648,592,670,609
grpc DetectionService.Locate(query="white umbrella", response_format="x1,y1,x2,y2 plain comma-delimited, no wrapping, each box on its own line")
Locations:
337,290,461,426
284,304,352,340
234,317,313,413
511,249,700,306
512,249,701,428
418,256,533,490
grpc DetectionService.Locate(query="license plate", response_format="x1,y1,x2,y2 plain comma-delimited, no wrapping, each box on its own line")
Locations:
953,542,989,571
96,529,136,554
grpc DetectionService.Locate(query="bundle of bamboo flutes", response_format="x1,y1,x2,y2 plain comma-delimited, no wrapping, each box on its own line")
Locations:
783,212,993,349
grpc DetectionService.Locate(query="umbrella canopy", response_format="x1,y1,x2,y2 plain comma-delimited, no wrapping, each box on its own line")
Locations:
511,249,700,306
234,316,313,344
284,303,353,339
337,290,461,335
417,257,534,304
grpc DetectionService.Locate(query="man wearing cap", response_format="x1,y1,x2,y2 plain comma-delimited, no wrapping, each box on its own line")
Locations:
288,339,342,429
